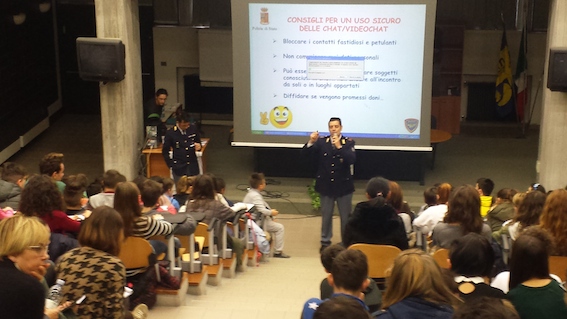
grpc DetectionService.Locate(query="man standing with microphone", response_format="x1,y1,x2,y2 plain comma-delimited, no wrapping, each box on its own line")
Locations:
302,117,356,253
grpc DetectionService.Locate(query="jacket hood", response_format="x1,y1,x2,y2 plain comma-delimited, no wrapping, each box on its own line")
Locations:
0,180,20,202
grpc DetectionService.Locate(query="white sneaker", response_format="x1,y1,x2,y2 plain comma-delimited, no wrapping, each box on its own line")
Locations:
132,303,149,319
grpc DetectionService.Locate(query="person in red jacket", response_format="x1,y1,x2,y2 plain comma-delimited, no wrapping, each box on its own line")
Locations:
20,175,81,235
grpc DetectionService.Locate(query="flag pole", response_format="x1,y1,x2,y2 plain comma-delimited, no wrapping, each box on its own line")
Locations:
525,70,544,132
515,1,529,138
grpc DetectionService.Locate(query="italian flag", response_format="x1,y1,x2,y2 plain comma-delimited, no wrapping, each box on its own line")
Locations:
515,29,528,122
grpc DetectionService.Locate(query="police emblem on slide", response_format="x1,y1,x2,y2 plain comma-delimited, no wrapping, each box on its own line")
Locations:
404,118,419,133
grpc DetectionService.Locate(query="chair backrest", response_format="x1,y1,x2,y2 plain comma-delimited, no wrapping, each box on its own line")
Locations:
549,255,567,283
119,236,153,269
347,244,401,279
432,248,450,269
194,222,210,248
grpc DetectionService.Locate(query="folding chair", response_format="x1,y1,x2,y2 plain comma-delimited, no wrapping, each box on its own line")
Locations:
432,248,450,269
549,255,567,283
119,236,161,281
347,243,401,289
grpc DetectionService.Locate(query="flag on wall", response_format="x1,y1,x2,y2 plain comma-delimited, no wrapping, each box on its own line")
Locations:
495,29,515,118
515,28,528,122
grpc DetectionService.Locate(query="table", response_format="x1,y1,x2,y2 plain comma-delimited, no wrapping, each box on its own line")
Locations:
430,129,452,169
142,138,210,178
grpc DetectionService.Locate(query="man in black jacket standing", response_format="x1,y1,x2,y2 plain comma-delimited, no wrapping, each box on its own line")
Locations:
162,112,201,184
302,117,356,252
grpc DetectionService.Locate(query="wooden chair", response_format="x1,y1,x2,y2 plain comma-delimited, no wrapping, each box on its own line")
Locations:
549,255,567,283
432,248,450,269
347,244,401,288
189,220,223,285
193,221,219,265
119,236,160,280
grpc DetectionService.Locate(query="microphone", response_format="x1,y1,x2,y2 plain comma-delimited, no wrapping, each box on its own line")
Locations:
331,133,338,149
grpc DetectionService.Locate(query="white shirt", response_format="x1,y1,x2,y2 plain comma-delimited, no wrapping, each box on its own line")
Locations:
412,204,447,235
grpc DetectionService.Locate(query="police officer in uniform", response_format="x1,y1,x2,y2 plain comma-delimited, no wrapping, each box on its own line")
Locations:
302,117,356,252
162,112,202,183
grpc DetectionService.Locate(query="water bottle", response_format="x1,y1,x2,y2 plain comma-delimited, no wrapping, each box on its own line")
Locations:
45,279,65,309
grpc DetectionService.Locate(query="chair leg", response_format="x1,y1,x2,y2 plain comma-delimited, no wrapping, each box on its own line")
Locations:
155,264,161,282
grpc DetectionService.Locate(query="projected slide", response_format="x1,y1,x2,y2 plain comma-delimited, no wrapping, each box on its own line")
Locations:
232,0,436,150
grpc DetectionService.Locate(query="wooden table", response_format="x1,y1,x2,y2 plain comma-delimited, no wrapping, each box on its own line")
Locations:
430,129,452,169
142,138,210,178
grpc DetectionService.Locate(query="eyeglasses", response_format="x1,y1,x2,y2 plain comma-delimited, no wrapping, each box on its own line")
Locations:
28,243,49,254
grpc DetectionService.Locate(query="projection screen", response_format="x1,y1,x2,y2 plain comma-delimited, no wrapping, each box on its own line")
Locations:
232,0,437,150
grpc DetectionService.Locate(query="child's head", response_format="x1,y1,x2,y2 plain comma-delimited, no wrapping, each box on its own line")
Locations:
476,178,495,196
177,176,195,195
64,174,89,207
313,296,372,319
449,232,494,278
329,249,369,294
204,173,219,193
320,244,346,273
365,176,389,199
162,177,175,196
102,169,126,190
509,226,553,290
453,297,520,319
529,182,546,194
423,186,438,206
436,183,452,204
514,191,546,228
382,249,458,309
249,172,266,190
1,162,27,188
140,179,162,208
495,188,517,203
215,177,227,194
387,181,404,210
86,176,104,197
191,174,216,200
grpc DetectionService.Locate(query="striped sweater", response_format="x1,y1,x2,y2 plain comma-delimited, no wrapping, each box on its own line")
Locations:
132,215,173,239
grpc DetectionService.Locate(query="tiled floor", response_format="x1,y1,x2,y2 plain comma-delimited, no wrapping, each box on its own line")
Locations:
149,215,340,319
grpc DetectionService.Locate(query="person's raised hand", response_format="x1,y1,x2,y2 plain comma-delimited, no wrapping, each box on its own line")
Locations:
309,131,319,143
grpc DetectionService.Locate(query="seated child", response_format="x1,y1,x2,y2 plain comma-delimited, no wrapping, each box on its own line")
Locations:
313,295,373,319
87,169,126,209
174,175,194,209
243,173,289,258
319,244,381,313
162,177,180,211
302,249,371,319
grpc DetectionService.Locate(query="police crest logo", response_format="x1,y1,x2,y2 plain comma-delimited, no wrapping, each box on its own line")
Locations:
404,118,419,133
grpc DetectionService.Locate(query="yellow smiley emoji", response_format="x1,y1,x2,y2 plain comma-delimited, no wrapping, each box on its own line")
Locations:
269,106,292,129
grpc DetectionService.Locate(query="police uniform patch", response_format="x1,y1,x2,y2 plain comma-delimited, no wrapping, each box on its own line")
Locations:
404,118,419,133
